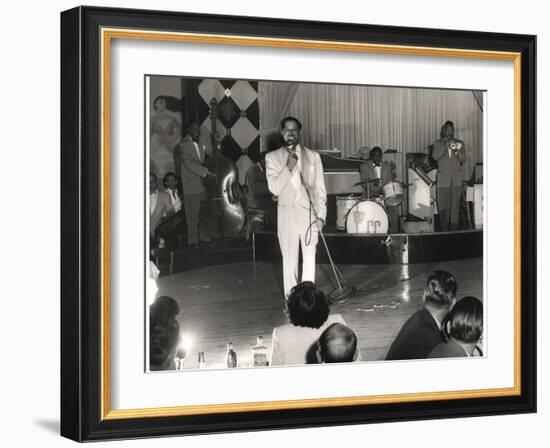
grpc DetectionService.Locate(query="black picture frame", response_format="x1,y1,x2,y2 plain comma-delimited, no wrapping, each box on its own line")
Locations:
60,5,536,442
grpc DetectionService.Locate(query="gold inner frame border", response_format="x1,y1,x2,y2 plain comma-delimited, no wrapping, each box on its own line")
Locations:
99,27,522,421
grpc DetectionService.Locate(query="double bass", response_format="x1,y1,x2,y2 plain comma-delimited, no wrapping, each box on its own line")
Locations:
204,98,247,237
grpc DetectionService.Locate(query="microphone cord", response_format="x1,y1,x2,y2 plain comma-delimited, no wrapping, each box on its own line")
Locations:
290,149,317,247
298,171,318,247
298,170,347,287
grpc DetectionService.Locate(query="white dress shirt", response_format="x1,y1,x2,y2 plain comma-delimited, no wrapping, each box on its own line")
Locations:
192,141,201,159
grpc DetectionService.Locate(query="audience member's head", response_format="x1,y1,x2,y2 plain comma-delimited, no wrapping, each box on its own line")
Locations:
316,323,358,363
443,296,483,344
150,296,180,370
286,281,330,329
423,270,457,311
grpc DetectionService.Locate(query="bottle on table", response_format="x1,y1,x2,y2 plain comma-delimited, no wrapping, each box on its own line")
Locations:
252,335,269,367
226,342,237,368
197,351,206,369
175,346,186,370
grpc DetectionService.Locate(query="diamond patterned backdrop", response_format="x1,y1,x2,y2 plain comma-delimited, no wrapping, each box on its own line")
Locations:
195,79,260,164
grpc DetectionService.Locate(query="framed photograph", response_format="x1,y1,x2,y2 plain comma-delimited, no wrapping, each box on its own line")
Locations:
60,6,536,442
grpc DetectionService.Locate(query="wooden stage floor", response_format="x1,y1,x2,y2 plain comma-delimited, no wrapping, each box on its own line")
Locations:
155,257,483,370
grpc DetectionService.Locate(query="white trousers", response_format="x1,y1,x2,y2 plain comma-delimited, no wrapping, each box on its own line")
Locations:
277,205,319,297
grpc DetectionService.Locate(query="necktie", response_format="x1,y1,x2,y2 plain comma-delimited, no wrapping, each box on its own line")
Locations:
290,151,302,199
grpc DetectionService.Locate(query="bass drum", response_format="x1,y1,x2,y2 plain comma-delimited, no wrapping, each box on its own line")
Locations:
346,200,389,234
335,194,361,231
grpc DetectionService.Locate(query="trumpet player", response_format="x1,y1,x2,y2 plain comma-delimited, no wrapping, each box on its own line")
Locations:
432,120,466,231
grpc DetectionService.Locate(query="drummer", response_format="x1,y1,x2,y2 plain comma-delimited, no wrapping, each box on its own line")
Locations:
359,147,394,197
359,146,399,233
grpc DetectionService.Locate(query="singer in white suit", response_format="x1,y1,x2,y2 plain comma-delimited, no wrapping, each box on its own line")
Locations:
265,117,327,298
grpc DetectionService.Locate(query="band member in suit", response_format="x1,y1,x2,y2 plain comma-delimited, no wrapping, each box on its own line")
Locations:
154,172,188,248
432,120,466,231
266,116,327,298
359,146,399,233
359,146,394,198
163,172,182,213
175,122,215,246
150,172,174,246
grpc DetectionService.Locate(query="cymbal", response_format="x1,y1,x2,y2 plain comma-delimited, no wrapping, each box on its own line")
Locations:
352,179,379,186
353,179,410,188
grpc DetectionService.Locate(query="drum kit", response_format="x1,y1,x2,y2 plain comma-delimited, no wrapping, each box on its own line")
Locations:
336,179,405,234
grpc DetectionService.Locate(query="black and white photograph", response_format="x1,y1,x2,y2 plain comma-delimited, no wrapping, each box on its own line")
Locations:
147,75,485,371
51,2,539,443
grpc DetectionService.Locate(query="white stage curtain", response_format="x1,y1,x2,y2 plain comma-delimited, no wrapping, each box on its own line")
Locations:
258,81,298,151
281,84,484,180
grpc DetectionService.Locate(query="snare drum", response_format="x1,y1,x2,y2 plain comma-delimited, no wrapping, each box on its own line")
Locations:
335,195,361,230
345,200,389,234
381,181,404,207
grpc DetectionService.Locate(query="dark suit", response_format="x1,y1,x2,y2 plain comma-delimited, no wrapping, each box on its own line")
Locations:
175,137,210,245
432,138,466,231
178,138,208,194
428,339,468,359
385,308,445,360
155,187,187,248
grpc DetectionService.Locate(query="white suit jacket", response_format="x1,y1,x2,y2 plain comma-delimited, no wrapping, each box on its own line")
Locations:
265,145,327,222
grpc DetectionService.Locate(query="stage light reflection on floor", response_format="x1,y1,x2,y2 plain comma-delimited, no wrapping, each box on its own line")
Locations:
399,264,410,302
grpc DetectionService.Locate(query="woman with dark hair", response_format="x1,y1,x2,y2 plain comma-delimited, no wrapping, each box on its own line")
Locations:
428,296,483,358
150,296,181,371
270,282,354,366
151,95,182,179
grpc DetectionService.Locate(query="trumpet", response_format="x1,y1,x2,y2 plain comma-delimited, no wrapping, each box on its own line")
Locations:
447,139,463,151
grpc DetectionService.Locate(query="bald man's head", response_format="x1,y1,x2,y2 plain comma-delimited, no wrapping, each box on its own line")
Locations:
317,323,358,363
